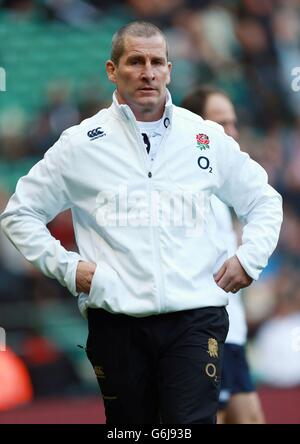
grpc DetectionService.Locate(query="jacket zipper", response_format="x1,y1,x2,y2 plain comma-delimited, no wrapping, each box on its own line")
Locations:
147,125,171,313
128,118,170,313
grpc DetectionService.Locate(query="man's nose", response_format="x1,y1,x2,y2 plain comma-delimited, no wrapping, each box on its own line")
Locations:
142,61,155,80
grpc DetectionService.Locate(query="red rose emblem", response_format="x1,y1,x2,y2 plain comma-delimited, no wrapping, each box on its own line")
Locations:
196,134,209,145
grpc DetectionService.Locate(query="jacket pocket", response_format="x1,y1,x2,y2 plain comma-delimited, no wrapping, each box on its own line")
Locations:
88,261,122,312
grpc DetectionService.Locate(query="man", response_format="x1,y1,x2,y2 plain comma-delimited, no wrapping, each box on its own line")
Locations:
182,86,265,424
0,22,282,424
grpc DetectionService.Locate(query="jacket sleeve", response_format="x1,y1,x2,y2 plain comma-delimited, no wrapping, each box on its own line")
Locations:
215,135,283,280
0,132,83,296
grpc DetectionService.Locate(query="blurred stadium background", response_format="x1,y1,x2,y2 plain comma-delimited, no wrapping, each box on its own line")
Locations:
0,0,300,424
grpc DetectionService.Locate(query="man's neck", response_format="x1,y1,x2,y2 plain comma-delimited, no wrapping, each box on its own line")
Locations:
133,107,164,122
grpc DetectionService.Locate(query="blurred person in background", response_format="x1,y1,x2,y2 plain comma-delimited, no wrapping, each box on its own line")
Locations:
0,21,282,424
252,269,300,388
0,346,33,411
182,86,265,424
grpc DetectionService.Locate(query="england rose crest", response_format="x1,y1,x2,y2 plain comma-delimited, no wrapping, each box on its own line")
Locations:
196,133,210,150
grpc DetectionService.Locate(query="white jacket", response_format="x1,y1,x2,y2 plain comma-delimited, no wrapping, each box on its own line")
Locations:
0,92,283,318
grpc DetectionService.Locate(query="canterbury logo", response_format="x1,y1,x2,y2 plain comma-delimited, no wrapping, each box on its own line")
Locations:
87,127,106,140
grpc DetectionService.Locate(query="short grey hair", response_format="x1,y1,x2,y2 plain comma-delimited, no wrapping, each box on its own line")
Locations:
110,21,169,65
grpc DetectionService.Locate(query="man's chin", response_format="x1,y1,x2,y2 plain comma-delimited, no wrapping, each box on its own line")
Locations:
139,98,156,107
128,93,166,118
136,95,160,109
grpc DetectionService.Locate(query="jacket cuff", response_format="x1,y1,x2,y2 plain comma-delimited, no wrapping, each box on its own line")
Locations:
235,249,262,281
65,254,83,296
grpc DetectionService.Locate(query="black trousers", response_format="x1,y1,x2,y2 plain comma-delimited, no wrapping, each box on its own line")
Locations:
86,306,229,424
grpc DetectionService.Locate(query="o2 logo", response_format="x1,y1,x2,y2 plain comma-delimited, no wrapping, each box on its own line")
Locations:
291,67,300,92
198,156,212,173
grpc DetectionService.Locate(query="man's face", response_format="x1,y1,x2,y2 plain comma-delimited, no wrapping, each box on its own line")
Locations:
106,34,172,120
204,94,239,141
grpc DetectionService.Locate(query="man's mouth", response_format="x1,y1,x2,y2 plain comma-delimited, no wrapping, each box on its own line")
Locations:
138,87,156,91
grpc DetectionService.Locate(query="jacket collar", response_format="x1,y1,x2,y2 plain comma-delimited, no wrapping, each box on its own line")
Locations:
110,90,173,128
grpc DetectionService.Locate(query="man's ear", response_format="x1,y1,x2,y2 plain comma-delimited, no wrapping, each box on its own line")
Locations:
166,61,172,86
106,60,117,84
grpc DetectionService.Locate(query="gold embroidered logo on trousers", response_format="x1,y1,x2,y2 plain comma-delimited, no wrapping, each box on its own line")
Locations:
94,365,106,379
207,338,218,358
